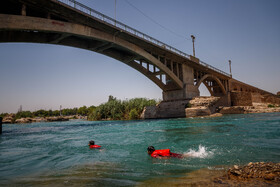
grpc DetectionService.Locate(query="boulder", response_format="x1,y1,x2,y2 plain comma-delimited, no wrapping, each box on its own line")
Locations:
185,107,211,117
189,96,220,107
227,162,280,183
15,118,33,123
32,117,46,122
46,116,69,122
208,113,223,118
140,106,157,119
219,106,245,114
2,114,15,124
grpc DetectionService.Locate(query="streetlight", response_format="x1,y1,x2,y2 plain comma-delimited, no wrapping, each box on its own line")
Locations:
229,60,232,77
114,0,117,26
191,35,195,57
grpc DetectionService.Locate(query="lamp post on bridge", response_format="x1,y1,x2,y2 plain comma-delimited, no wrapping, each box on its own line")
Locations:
229,60,232,78
191,35,196,57
114,0,117,26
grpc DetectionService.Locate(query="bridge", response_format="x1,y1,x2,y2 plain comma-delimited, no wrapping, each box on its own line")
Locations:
1,0,279,118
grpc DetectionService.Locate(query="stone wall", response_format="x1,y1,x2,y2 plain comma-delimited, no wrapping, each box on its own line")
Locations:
251,93,262,103
140,106,157,119
261,94,280,105
230,92,252,106
141,99,190,119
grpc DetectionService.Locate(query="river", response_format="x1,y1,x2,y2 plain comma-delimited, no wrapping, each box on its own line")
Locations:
0,113,279,186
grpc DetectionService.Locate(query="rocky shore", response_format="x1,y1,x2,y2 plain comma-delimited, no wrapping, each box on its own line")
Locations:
140,162,280,186
227,162,280,182
212,162,280,186
185,96,280,118
2,114,87,124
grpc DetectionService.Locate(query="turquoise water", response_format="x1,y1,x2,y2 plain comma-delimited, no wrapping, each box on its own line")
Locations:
0,113,279,186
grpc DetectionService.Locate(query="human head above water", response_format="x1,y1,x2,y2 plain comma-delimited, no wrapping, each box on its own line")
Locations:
88,140,95,146
147,146,155,155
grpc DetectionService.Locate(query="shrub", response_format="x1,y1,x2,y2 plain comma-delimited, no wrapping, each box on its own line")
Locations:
185,103,192,108
268,104,275,108
129,108,139,120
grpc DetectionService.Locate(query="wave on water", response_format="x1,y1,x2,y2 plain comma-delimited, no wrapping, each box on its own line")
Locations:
183,145,214,158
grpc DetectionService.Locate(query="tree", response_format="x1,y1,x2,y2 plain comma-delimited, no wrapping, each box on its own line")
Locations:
77,106,88,116
129,108,138,120
108,95,116,102
88,96,157,121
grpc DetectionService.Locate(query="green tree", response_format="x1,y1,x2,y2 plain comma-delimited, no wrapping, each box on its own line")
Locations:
0,113,8,118
16,111,33,119
129,108,138,120
77,106,88,116
88,96,157,121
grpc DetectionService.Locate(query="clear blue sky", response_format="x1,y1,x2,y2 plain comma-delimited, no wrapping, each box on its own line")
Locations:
0,0,280,113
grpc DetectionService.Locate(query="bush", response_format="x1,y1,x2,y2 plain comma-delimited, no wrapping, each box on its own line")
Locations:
129,108,139,120
185,103,192,108
268,104,275,108
88,96,157,121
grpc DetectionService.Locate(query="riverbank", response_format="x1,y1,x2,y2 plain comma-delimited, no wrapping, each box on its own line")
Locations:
139,162,280,186
2,114,86,124
185,96,280,118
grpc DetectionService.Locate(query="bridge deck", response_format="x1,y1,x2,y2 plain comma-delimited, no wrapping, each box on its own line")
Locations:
45,0,230,79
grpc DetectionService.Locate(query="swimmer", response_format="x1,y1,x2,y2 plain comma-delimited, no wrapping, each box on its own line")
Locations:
88,140,101,149
147,146,186,159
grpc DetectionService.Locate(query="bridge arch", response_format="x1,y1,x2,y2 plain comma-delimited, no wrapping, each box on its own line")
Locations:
0,14,183,91
196,74,226,96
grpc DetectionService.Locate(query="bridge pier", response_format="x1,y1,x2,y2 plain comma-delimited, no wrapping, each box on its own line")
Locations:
163,64,199,101
142,64,201,119
143,63,232,119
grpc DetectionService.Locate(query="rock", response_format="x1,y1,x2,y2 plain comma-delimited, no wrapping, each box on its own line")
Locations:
140,106,157,119
264,173,275,180
46,116,69,122
2,114,15,123
206,113,223,118
220,106,245,114
185,107,211,117
15,118,33,123
32,117,46,123
227,162,280,182
189,96,220,107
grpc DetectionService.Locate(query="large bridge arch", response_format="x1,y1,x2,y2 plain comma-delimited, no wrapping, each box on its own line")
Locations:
0,14,183,92
196,74,226,96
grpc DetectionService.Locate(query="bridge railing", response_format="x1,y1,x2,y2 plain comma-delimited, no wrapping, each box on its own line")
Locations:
55,0,230,77
199,60,230,76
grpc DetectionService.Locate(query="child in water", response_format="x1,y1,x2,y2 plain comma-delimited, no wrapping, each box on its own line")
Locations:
88,140,101,149
147,146,185,158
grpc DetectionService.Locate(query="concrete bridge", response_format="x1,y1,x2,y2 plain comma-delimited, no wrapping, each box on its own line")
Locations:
1,0,279,118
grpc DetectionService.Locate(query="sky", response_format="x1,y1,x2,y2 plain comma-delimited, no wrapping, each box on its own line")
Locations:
0,0,280,113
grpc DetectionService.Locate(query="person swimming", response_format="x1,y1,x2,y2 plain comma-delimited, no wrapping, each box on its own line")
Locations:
88,140,101,149
147,146,184,158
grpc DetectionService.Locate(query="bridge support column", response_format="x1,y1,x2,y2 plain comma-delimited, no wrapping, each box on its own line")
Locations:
163,64,199,101
143,64,199,119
